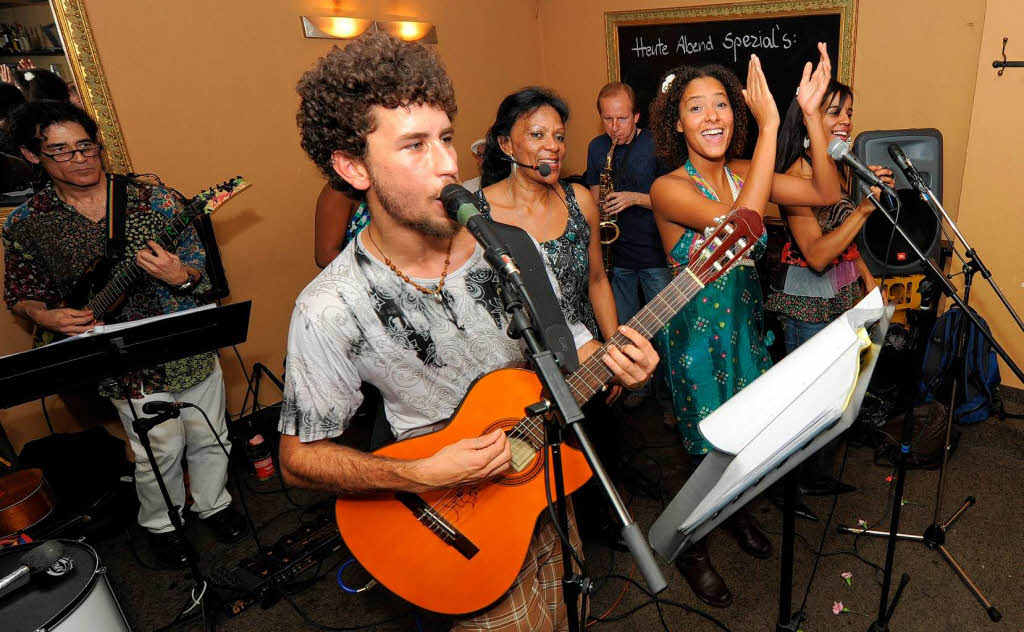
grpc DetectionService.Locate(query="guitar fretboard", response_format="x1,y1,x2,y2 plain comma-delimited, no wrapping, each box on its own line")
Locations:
86,205,204,317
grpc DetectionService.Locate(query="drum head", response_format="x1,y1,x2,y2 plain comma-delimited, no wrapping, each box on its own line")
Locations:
0,540,98,632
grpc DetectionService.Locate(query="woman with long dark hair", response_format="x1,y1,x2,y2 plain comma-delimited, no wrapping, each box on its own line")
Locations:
647,46,842,607
764,81,893,500
477,87,618,348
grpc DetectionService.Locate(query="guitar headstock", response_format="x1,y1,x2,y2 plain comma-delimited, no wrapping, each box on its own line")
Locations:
688,208,764,286
194,176,251,214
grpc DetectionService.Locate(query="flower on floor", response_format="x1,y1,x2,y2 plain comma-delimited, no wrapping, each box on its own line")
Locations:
841,571,853,587
857,519,868,529
827,598,860,614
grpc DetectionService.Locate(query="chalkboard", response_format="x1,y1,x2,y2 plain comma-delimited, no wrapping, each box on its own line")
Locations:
605,0,857,149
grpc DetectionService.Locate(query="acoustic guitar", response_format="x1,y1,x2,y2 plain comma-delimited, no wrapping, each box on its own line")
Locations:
335,208,764,614
0,469,55,539
38,177,250,345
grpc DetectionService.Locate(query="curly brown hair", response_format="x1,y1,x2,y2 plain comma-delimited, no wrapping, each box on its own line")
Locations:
296,33,457,197
648,65,748,171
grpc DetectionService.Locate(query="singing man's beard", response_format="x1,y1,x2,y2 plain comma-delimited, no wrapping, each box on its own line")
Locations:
374,180,459,240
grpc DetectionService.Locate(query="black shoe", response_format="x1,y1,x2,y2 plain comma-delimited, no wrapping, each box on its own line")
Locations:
674,540,732,608
148,529,190,569
723,510,773,559
772,497,819,521
202,507,248,544
801,477,857,497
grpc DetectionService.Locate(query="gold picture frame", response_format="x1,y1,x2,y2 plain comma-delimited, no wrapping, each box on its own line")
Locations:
605,0,858,86
52,0,132,173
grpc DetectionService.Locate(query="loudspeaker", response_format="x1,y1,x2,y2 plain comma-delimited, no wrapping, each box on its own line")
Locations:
852,129,942,275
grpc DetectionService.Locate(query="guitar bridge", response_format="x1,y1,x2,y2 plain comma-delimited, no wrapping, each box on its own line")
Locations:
395,492,479,560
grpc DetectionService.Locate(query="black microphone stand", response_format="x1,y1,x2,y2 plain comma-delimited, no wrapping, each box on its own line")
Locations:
837,186,1020,627
126,398,218,632
494,258,666,632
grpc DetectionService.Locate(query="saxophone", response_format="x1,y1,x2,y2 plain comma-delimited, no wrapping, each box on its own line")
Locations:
597,139,620,272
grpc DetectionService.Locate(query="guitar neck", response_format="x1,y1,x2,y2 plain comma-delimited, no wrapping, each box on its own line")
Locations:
564,267,704,405
86,206,201,316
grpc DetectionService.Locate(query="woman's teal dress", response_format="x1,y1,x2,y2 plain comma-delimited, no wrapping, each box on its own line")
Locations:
660,161,773,454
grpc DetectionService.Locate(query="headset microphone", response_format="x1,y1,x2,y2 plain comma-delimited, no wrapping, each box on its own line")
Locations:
502,153,552,177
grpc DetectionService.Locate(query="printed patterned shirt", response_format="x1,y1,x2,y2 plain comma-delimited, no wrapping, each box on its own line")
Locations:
2,180,215,399
278,233,593,443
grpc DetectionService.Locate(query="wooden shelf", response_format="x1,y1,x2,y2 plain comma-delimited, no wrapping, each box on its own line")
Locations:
0,48,64,57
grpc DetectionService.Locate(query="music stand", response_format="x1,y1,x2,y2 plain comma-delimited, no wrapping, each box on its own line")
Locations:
0,302,251,409
649,291,891,631
0,301,252,632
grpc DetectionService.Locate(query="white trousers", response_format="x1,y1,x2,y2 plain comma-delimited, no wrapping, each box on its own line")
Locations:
111,360,232,533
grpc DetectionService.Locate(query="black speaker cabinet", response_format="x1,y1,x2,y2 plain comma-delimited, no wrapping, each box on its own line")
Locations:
852,129,942,275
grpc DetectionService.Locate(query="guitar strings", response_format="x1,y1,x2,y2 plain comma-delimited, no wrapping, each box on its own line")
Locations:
425,226,751,518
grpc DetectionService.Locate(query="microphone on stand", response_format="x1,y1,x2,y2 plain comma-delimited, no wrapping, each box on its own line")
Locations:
500,153,552,177
440,184,520,280
141,401,191,417
828,138,898,199
887,143,930,194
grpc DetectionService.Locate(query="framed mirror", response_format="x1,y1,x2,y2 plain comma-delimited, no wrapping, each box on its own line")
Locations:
1,0,130,219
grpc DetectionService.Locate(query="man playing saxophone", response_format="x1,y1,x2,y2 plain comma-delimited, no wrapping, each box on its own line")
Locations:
585,82,672,412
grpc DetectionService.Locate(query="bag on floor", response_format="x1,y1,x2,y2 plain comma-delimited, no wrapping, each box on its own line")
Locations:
918,306,1002,424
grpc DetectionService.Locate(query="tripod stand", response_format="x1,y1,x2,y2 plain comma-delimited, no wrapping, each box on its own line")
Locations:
838,184,1022,626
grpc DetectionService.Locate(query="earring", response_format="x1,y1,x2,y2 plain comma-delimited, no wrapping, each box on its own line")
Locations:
803,136,810,149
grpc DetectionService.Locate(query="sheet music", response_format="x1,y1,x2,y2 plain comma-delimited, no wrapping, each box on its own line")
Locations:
679,289,885,534
28,303,218,350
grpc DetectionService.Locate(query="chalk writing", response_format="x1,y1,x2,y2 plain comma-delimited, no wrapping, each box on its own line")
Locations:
722,24,795,62
632,36,669,58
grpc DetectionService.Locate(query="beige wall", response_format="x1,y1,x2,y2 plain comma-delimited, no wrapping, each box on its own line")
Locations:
1,0,545,451
538,0,987,222
3,0,1020,447
955,0,1024,388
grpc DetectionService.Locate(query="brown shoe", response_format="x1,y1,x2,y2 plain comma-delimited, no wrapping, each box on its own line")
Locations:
675,539,732,607
723,509,773,559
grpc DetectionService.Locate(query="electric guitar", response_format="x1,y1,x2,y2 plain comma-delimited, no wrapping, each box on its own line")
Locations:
38,177,250,345
334,208,764,614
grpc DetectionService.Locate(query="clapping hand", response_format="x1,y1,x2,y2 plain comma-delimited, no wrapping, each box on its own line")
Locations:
742,54,779,130
797,42,833,116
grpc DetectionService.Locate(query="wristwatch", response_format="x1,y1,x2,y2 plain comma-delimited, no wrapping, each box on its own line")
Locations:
174,270,200,292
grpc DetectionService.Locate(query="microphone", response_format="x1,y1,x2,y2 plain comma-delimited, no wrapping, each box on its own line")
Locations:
141,401,189,416
500,153,552,177
0,541,66,600
440,184,520,279
887,143,929,193
827,139,897,198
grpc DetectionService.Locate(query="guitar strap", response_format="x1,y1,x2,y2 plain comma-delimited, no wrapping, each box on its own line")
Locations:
104,172,132,260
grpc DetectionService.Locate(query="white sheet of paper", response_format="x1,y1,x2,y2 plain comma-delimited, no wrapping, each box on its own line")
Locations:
678,289,885,533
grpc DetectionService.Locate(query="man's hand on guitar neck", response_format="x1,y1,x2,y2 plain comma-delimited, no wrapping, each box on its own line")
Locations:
14,301,98,335
136,240,197,286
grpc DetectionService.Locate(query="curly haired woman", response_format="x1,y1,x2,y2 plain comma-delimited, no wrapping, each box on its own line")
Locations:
648,45,842,607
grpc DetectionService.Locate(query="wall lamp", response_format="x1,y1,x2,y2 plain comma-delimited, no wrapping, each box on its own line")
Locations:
301,16,437,43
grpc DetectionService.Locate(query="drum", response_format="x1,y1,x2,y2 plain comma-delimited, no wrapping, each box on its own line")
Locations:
0,540,131,632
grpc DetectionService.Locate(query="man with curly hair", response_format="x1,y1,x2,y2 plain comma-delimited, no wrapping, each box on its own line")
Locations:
279,33,659,629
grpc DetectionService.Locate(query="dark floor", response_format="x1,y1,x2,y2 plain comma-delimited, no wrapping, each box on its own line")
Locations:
88,390,1024,632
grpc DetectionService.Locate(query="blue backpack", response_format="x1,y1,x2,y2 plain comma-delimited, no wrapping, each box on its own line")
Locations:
918,306,1002,424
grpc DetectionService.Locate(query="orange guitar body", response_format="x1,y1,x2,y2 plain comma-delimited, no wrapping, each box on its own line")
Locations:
335,368,593,615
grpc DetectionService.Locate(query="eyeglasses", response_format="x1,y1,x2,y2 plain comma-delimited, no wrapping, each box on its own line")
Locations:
40,143,104,162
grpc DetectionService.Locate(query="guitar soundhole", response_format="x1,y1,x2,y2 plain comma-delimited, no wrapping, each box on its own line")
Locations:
483,419,543,487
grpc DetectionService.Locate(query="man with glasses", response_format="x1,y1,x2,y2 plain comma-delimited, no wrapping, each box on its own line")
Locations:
2,101,245,567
